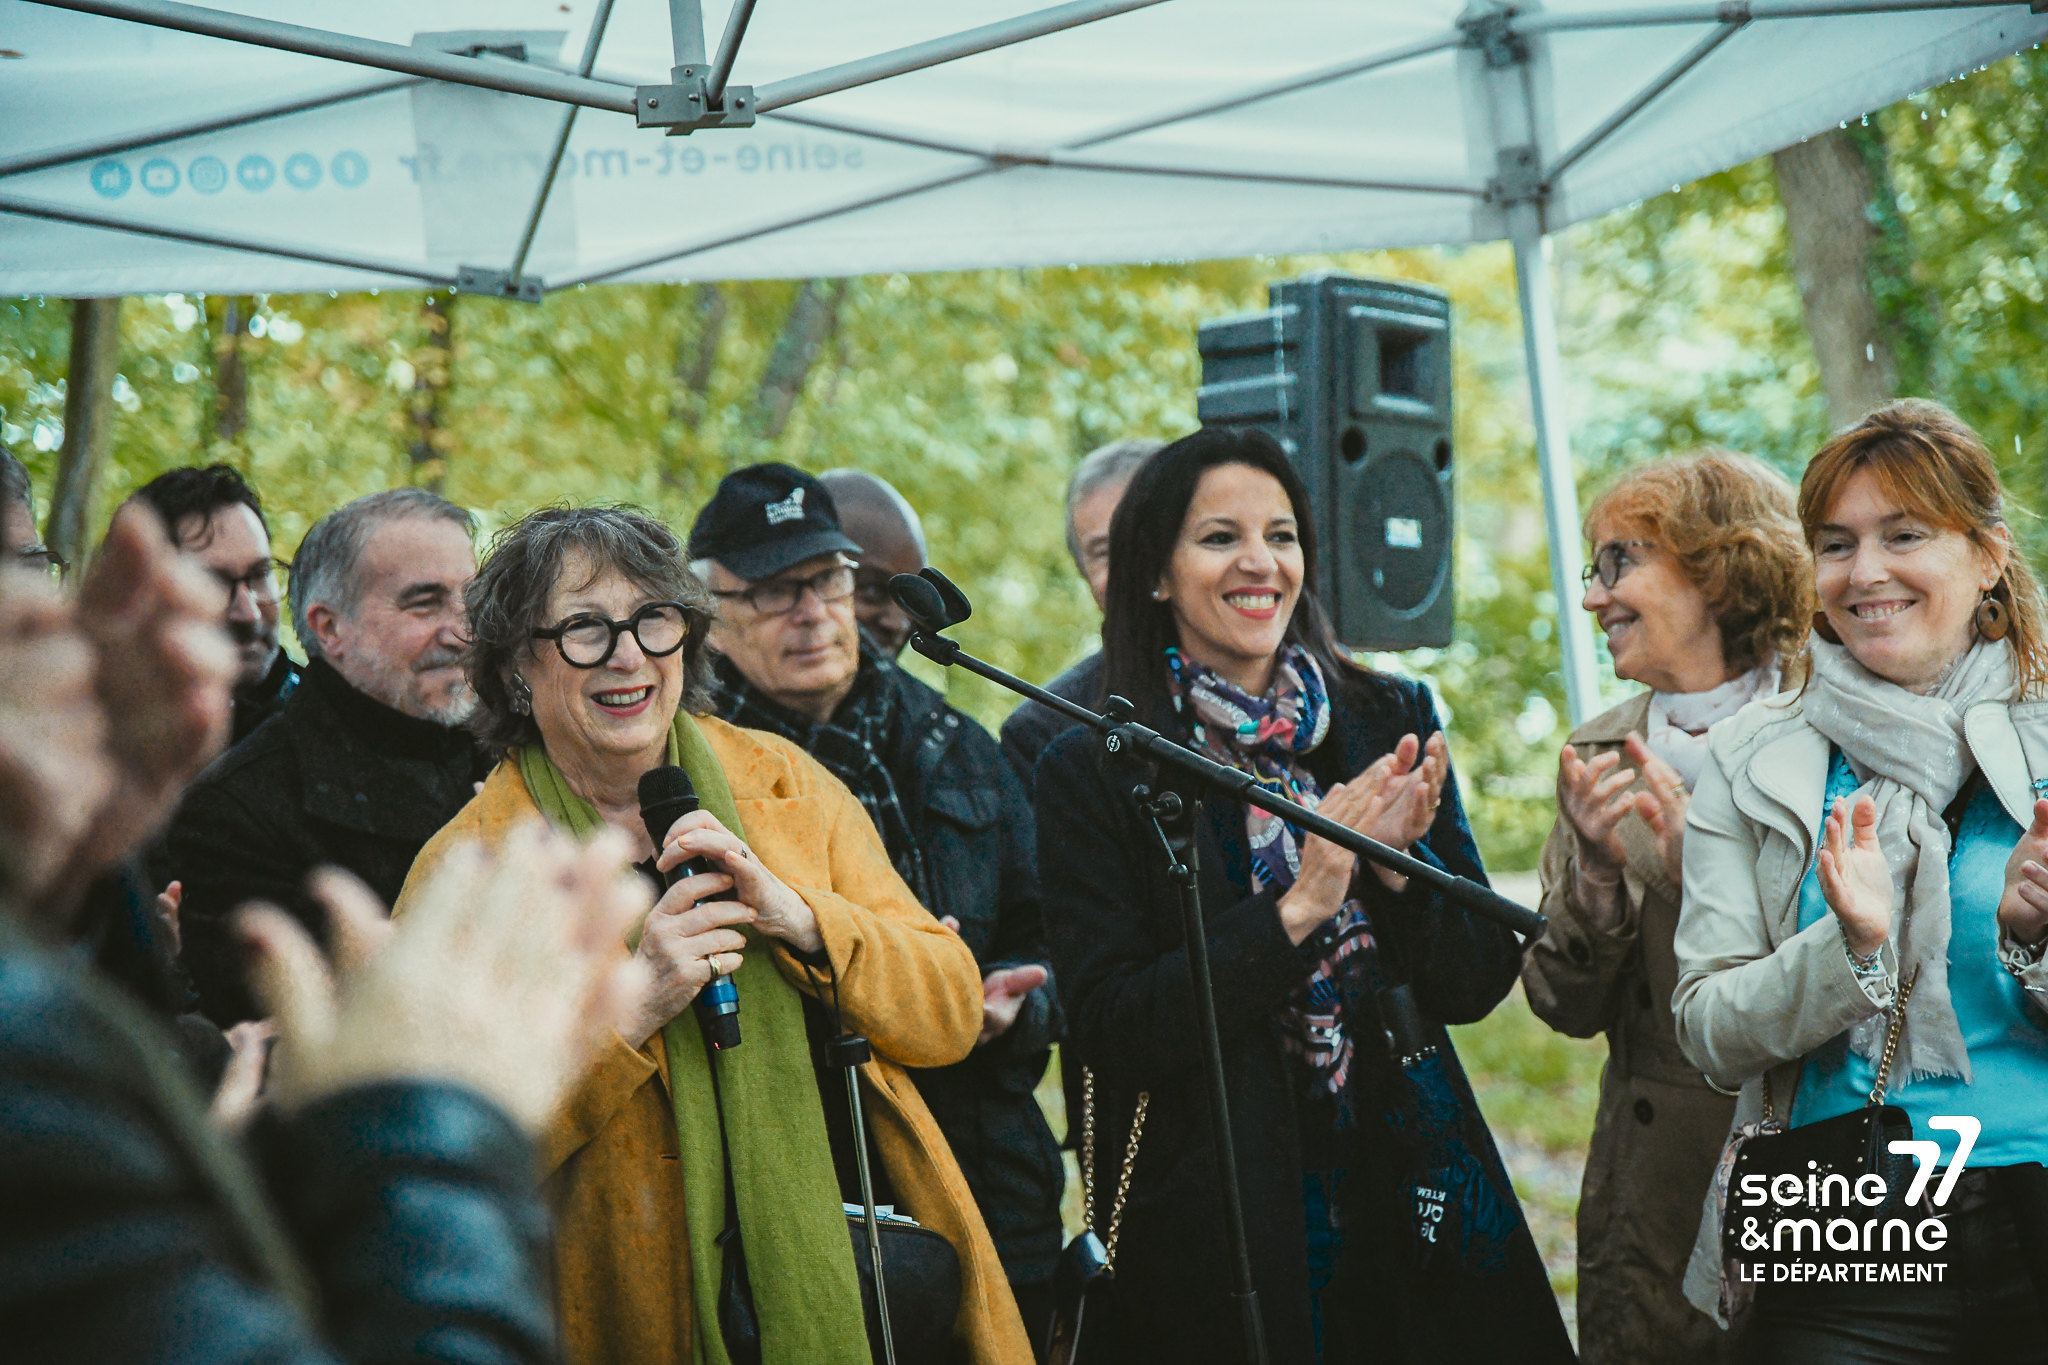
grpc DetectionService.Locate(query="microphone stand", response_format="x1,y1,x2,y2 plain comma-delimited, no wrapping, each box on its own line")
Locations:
892,571,1545,1365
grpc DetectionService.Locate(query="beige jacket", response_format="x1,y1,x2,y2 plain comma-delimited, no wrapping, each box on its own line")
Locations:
1523,692,1737,1363
1672,686,2048,1320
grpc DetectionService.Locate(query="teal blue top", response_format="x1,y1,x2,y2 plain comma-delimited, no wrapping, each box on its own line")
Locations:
1791,748,2048,1166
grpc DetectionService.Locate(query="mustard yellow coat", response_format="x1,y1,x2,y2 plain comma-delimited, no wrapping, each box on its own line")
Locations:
395,715,1034,1365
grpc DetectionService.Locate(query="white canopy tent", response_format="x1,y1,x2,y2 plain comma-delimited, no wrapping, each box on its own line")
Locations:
4,0,2045,720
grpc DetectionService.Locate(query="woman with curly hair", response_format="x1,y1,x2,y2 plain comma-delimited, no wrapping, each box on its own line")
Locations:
1523,449,1812,1364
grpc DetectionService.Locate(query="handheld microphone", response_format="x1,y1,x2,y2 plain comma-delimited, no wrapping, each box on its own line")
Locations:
638,765,741,1051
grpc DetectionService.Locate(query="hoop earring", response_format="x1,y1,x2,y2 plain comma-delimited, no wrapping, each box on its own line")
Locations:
1811,611,1841,645
509,675,533,715
1977,590,2012,642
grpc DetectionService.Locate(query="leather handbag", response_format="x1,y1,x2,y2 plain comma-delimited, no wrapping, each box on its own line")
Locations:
1716,968,1919,1319
844,1211,963,1365
1044,1067,1149,1365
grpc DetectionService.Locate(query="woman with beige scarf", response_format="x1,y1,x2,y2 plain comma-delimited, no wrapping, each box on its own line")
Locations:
1673,402,2048,1361
1523,450,1810,1365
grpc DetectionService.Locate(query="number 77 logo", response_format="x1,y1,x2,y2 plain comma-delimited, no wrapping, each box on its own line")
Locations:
1888,1116,1981,1207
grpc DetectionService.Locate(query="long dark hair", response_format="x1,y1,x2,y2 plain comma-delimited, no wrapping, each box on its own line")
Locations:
1100,426,1375,732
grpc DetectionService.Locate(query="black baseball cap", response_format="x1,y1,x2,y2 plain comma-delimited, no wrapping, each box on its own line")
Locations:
687,462,864,581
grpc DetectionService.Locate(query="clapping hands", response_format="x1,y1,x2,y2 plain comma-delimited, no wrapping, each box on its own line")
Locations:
1278,731,1449,944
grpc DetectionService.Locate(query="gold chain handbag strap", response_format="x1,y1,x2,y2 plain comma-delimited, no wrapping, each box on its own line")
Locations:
1867,967,1919,1106
1076,1067,1150,1272
1079,1067,1098,1230
1101,1091,1149,1271
1759,965,1919,1123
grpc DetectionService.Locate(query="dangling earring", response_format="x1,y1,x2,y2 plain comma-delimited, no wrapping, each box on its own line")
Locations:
1977,586,2012,642
509,675,533,715
1811,611,1841,645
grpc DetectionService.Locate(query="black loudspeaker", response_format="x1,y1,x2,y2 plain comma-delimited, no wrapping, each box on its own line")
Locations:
1196,273,1454,651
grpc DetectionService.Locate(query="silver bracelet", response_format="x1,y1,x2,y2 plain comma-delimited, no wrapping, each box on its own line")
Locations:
1844,938,1885,977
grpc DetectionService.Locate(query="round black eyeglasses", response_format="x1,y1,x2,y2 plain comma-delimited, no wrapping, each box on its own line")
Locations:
532,602,690,669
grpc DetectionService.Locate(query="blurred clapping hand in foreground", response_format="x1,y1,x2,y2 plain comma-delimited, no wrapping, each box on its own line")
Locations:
0,506,654,1363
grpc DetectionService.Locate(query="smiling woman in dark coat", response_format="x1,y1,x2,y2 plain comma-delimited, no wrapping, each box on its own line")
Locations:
1034,428,1572,1364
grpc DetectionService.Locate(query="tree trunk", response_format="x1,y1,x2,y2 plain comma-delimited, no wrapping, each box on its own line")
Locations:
674,283,728,426
408,293,454,492
47,297,122,566
1772,129,1899,427
749,280,845,442
211,296,251,445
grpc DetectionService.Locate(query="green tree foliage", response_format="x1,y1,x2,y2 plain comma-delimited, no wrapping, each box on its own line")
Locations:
5,48,2044,871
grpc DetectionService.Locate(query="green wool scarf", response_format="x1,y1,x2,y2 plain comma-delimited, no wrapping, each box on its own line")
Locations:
517,711,870,1365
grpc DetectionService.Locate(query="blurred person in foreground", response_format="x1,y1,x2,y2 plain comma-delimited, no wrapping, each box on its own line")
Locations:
1035,427,1571,1363
406,502,1032,1365
169,488,490,1024
0,504,652,1362
697,464,1063,1345
998,437,1161,790
817,467,927,658
1521,451,1811,1364
1675,401,2048,1358
2,446,61,575
129,464,300,744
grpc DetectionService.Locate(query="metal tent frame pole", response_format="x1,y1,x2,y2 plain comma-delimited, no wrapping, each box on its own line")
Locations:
24,0,639,112
1509,208,1602,727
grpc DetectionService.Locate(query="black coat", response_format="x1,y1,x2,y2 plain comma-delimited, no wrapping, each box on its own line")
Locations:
232,649,302,747
168,659,489,1024
998,649,1103,794
1036,670,1573,1365
858,661,1071,1287
0,914,555,1364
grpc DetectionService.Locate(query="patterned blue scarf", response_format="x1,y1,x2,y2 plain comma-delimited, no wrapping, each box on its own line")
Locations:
1166,645,1374,1093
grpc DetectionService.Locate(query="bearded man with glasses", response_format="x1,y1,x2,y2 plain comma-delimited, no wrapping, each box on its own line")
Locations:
129,465,299,745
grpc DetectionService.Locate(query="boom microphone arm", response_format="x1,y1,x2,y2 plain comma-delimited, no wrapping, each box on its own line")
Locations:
887,569,1546,939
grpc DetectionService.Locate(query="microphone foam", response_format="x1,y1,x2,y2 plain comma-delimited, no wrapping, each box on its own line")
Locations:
889,572,948,629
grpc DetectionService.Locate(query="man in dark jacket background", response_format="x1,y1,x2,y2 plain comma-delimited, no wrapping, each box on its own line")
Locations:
169,488,489,1024
690,463,1065,1343
998,437,1158,791
129,465,301,746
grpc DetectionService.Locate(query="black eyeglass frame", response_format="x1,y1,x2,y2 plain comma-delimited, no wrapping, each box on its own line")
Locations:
530,601,692,669
15,544,69,578
708,557,858,617
1581,539,1654,590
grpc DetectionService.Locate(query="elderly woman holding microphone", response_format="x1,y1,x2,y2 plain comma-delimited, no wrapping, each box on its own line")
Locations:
1522,450,1810,1364
1674,401,2048,1360
397,505,1031,1365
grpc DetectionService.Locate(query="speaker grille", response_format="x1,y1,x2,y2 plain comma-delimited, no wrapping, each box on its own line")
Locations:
1356,449,1449,614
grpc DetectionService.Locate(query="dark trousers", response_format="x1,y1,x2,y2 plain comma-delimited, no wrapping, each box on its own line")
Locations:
1750,1167,2048,1364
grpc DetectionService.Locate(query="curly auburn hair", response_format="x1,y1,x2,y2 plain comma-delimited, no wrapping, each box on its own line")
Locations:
1585,448,1813,675
1799,399,2048,699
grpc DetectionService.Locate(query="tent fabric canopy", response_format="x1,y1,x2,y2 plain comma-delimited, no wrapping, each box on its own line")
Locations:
3,0,2044,297
4,0,2045,726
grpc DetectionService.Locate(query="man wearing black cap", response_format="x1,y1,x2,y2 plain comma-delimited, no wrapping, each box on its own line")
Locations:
689,463,1066,1346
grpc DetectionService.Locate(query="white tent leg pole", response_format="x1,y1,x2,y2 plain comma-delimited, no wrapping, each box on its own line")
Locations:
1508,201,1602,728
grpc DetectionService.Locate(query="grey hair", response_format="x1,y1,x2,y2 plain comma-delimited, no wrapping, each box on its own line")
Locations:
465,504,716,757
289,489,477,660
815,468,927,560
1065,438,1162,567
